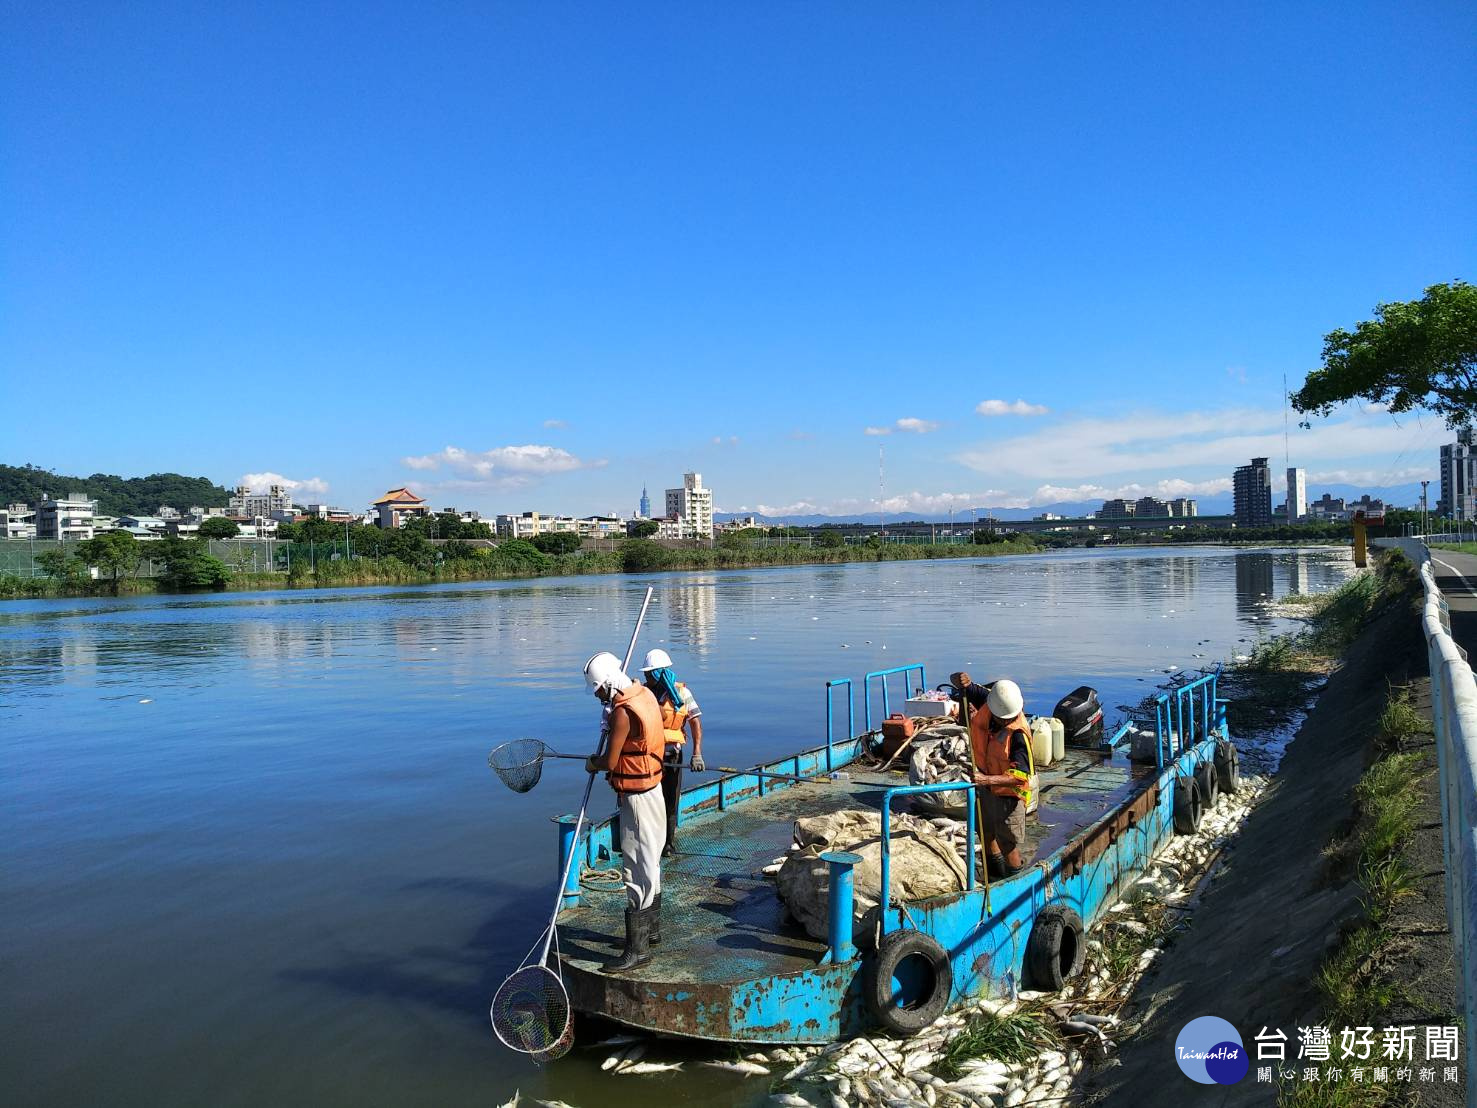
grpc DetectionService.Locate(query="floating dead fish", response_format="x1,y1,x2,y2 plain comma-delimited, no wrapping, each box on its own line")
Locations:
703,1060,770,1076
496,1094,520,1108
588,1034,642,1048
618,1061,683,1075
537,1101,580,1108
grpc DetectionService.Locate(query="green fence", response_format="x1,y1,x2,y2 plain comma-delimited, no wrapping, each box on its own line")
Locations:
0,537,294,579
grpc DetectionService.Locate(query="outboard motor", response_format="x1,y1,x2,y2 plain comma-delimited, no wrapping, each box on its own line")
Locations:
1054,686,1104,747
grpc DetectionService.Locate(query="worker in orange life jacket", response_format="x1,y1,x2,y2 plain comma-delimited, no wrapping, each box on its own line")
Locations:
584,650,667,972
968,678,1035,879
641,648,705,858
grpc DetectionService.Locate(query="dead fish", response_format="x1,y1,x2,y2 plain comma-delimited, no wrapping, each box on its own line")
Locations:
618,1061,684,1075
497,1094,520,1108
602,1045,639,1071
537,1101,580,1108
703,1060,770,1076
612,1043,649,1071
588,1033,642,1048
768,1095,816,1107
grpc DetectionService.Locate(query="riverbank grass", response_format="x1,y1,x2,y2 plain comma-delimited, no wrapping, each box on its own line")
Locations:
1279,682,1433,1108
935,1005,1061,1077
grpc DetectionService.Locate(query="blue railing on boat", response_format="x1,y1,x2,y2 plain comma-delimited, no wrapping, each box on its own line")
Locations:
1152,668,1223,770
863,663,927,731
825,678,853,772
877,781,979,935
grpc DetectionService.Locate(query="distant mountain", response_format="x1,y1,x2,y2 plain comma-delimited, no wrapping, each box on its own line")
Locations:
0,463,232,517
718,482,1424,526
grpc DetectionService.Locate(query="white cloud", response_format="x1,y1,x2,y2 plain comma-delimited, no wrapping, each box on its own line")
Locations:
239,471,329,496
895,418,941,434
398,444,604,490
954,406,1419,484
976,399,1049,417
1307,466,1432,486
542,419,568,429
711,435,740,445
788,430,814,440
866,417,941,436
1030,477,1233,504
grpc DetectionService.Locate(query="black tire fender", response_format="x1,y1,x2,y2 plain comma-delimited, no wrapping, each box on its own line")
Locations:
1194,758,1220,810
1214,739,1240,795
864,929,952,1036
1026,904,1086,992
1173,774,1203,835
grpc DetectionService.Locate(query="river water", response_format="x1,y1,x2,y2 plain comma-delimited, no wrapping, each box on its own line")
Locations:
1,546,1352,1107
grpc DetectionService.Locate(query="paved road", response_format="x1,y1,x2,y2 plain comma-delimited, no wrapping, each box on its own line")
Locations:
1427,546,1477,657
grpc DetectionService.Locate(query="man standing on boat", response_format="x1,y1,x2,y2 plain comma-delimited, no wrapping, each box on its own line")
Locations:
640,648,705,857
584,651,667,972
968,678,1035,878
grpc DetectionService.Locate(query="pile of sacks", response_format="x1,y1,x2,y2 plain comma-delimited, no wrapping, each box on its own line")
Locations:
775,809,967,948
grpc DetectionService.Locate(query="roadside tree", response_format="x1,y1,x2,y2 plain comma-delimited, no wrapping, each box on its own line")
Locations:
1292,281,1477,428
198,517,240,539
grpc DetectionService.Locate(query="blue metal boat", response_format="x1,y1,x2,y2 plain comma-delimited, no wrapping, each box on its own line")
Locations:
551,662,1231,1043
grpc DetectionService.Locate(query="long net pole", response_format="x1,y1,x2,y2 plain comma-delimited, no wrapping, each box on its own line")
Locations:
535,585,654,967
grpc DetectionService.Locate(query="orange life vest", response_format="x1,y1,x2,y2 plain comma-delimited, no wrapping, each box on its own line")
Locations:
969,705,1035,805
658,682,690,747
607,683,665,794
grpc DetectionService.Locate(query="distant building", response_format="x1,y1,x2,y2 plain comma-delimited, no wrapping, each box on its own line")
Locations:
1167,498,1197,517
36,492,96,541
1439,428,1477,521
115,515,169,535
1348,495,1386,516
229,484,292,519
1098,499,1135,519
1134,496,1169,517
1308,493,1348,521
639,486,651,519
1233,457,1273,526
495,511,580,539
1034,512,1063,521
1,503,36,539
665,472,714,539
158,506,181,521
372,488,430,529
303,503,357,523
578,516,624,538
717,515,762,531
1286,468,1307,523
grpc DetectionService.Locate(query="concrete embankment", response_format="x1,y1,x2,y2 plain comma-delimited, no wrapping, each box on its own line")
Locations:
1085,558,1465,1106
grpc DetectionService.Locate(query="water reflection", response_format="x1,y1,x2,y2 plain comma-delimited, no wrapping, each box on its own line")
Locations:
0,546,1356,1108
1235,552,1276,618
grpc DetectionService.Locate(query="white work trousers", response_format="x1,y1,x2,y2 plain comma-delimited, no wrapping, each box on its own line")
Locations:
618,785,665,911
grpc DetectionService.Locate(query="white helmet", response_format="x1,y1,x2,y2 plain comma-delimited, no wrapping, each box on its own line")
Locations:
583,651,632,696
987,679,1024,720
642,648,674,672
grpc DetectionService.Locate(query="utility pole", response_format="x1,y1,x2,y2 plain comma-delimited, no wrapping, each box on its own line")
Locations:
1421,480,1430,537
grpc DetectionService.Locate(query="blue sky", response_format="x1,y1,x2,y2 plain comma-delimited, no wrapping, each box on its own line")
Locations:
4,2,1474,516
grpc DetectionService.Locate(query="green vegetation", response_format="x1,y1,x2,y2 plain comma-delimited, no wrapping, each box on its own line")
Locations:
1432,541,1477,557
1279,679,1433,1107
198,516,240,539
1291,280,1477,429
76,531,140,593
154,537,230,590
935,1006,1060,1077
0,463,230,517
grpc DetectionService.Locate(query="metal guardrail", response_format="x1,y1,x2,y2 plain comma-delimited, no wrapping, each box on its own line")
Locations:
1392,538,1477,1097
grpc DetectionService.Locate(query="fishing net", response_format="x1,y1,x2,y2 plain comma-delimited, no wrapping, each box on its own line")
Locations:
488,738,550,794
490,963,572,1060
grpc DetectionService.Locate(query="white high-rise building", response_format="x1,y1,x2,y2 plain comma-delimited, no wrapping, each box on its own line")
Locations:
1286,467,1307,523
1439,429,1477,521
665,472,713,540
36,492,96,540
229,483,292,518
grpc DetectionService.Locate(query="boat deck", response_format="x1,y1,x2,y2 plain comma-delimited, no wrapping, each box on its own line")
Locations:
558,745,1155,989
